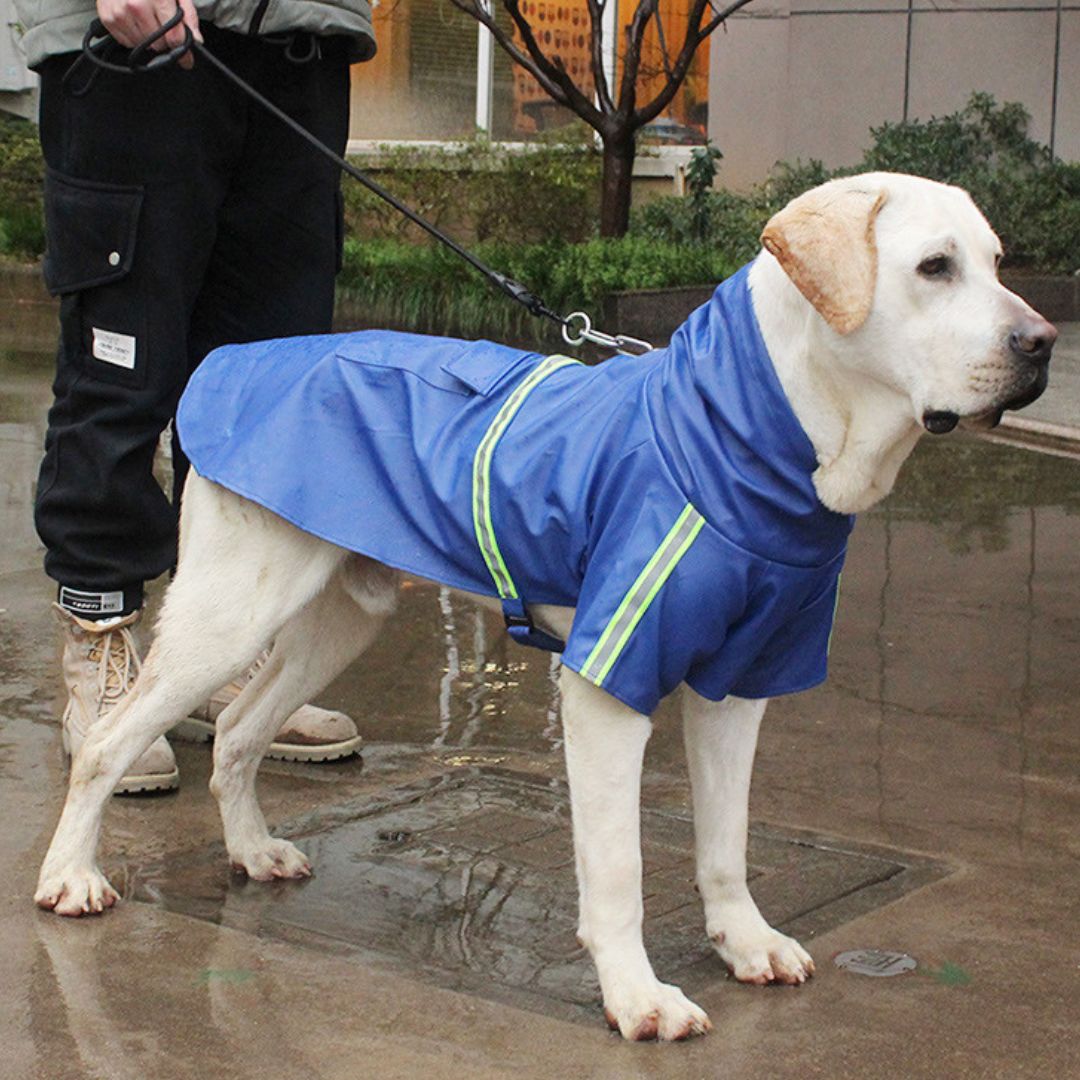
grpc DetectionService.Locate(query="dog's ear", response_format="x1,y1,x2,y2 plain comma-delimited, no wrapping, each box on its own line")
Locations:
760,183,888,335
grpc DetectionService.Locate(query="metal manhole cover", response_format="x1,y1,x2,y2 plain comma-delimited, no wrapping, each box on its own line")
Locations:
834,949,918,977
126,768,947,1024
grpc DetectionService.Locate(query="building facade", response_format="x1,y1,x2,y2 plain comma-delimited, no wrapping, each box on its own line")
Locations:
2,0,1077,189
709,1,1078,188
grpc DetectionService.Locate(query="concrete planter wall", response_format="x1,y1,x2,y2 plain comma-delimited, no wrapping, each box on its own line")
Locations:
0,262,57,352
4,262,1078,356
604,272,1080,348
1000,272,1080,325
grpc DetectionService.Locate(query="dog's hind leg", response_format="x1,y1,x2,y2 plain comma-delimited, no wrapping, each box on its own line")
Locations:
561,669,711,1041
682,689,814,985
209,557,396,880
35,477,347,916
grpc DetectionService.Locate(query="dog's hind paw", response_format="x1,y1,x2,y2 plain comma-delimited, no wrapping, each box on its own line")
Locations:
229,838,312,882
35,866,119,917
603,981,712,1041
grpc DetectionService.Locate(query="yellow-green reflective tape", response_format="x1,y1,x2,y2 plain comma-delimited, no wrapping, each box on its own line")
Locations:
472,355,580,600
580,503,705,686
826,572,842,655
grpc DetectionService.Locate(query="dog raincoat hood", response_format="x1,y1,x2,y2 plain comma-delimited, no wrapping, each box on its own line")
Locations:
178,266,854,716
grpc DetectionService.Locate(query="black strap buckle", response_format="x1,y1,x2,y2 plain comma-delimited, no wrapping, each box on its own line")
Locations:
502,603,565,654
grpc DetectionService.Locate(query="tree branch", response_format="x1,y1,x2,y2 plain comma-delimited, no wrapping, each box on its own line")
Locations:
700,0,756,41
495,0,602,125
616,0,659,119
447,0,568,107
585,0,615,115
447,0,603,126
633,0,755,128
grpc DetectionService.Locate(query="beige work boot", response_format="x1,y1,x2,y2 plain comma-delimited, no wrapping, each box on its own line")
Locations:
56,605,179,794
176,650,362,763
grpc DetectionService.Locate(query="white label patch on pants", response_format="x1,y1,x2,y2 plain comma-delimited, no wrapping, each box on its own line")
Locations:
92,327,137,370
59,587,125,616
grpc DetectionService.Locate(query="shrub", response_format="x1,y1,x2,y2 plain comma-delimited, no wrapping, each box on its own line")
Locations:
631,94,1080,274
863,92,1080,270
0,114,46,258
337,235,736,341
342,130,601,246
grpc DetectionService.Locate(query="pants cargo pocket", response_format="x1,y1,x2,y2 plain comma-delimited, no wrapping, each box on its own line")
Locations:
43,168,149,390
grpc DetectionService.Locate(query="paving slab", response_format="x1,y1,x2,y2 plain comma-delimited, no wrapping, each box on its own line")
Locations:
2,310,1079,1079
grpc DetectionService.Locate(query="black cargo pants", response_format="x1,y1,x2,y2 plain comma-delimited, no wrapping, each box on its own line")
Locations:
34,25,350,618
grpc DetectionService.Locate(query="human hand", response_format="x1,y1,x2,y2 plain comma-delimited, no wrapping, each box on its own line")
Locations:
95,0,202,69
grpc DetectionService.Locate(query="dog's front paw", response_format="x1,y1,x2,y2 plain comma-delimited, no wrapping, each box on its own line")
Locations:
35,865,119,917
603,980,712,1041
229,837,312,881
709,907,814,985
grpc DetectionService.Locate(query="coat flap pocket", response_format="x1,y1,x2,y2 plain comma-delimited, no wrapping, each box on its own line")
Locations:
440,342,534,395
42,170,144,296
335,332,535,397
335,332,470,394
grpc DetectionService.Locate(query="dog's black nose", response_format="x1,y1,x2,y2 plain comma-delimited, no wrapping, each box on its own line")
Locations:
1009,317,1057,367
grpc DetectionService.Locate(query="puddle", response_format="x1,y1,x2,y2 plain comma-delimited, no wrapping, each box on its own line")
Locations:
121,767,946,1023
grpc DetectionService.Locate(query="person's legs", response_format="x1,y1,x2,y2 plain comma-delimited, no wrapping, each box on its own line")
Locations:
34,40,241,609
34,33,247,787
35,31,360,782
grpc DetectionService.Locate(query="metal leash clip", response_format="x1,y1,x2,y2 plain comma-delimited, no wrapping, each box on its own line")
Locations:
561,311,653,356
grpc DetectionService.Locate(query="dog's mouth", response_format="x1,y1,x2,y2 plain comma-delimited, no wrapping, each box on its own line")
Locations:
961,408,1005,431
925,366,1050,435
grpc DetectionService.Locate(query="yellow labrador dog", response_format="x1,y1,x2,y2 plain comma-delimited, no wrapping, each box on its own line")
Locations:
36,174,1055,1041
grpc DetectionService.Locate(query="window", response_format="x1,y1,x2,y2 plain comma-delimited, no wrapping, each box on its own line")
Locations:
350,0,709,145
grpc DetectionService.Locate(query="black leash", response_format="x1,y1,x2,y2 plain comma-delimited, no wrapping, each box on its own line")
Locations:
63,10,653,356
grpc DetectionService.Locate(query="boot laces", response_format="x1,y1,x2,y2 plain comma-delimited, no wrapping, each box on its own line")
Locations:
87,623,142,713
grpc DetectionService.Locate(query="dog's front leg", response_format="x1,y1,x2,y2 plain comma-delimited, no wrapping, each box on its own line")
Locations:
682,689,813,985
561,669,711,1040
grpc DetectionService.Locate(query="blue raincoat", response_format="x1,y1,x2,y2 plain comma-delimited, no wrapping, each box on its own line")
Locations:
177,266,854,716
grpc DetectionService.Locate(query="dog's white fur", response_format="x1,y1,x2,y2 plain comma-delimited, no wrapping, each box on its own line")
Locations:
35,174,1054,1041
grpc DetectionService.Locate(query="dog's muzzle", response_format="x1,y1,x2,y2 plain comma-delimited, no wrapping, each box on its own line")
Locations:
924,315,1057,435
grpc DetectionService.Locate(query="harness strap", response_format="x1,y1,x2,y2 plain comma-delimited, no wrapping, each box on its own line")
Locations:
471,355,580,652
501,595,567,653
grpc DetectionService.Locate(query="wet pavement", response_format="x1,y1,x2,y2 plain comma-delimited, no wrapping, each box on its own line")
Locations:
1,299,1079,1078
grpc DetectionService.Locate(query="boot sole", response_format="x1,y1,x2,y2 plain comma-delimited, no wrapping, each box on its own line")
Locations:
63,731,179,796
172,717,363,763
114,768,180,795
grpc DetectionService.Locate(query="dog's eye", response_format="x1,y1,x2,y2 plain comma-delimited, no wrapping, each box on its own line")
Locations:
917,255,953,279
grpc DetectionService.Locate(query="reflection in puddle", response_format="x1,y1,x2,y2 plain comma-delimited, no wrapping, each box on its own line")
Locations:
428,585,562,753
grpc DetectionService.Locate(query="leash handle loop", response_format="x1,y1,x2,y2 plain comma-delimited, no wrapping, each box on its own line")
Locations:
86,11,192,72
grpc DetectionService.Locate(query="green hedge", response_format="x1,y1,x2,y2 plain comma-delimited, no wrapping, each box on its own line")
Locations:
0,114,45,258
342,132,600,246
337,235,736,340
631,94,1080,274
4,91,1078,305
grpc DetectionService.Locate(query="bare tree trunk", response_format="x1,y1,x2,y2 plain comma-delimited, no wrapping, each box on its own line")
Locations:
599,134,636,237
